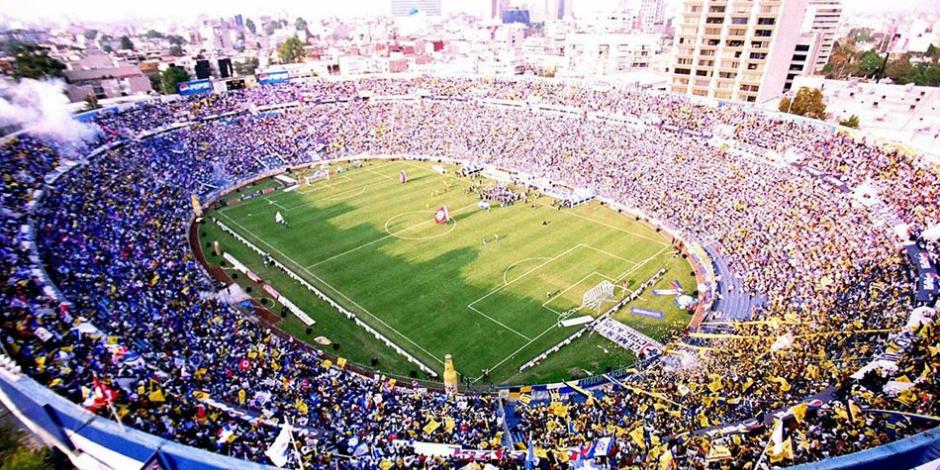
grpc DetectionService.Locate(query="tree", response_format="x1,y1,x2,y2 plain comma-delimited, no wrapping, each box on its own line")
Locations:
102,43,113,53
780,87,827,120
160,66,190,94
8,43,66,80
885,54,913,83
828,40,859,79
904,62,940,87
83,29,98,40
234,57,259,76
295,17,308,32
147,72,162,93
278,36,305,64
84,93,101,111
167,34,186,46
169,45,184,57
857,50,883,77
145,29,164,39
839,115,860,129
245,18,256,35
119,35,134,50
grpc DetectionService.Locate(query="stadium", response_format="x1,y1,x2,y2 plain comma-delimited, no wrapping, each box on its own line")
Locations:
0,75,938,469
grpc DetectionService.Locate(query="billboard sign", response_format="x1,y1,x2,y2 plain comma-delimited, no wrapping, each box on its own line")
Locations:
177,79,212,96
257,70,290,85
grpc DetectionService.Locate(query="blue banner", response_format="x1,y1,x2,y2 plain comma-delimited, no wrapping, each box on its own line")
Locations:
630,307,664,320
177,79,212,96
906,244,938,303
257,70,289,85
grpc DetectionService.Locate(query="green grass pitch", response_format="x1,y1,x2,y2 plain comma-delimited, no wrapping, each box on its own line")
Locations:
199,159,696,385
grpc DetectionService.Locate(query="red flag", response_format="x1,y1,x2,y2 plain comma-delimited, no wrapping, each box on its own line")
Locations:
84,376,117,411
434,206,450,224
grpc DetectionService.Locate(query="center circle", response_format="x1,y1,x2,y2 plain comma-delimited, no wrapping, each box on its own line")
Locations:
384,210,458,240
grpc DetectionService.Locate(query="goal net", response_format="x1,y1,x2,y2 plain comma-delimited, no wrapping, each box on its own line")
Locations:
582,280,615,310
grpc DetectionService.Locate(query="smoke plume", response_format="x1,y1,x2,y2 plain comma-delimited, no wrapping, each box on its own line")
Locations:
0,78,99,143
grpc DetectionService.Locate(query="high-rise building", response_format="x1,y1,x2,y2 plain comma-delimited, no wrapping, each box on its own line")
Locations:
803,0,842,71
637,0,665,33
390,0,443,17
545,0,566,21
669,0,810,103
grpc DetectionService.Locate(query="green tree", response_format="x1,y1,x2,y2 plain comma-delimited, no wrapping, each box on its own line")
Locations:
8,43,66,80
160,66,191,94
779,87,827,120
147,72,162,93
234,57,259,76
295,17,308,32
102,43,113,53
828,40,860,78
83,29,98,39
169,44,184,56
926,43,938,59
838,115,860,129
278,36,305,63
885,54,913,83
167,34,186,46
119,35,134,50
857,50,883,77
245,18,256,35
145,29,164,39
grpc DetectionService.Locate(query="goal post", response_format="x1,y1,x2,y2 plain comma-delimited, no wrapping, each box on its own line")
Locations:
582,280,615,310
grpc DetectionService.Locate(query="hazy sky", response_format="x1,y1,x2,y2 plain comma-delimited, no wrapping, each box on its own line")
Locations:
0,0,934,25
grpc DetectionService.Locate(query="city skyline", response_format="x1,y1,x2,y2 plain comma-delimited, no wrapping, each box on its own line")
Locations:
0,0,935,24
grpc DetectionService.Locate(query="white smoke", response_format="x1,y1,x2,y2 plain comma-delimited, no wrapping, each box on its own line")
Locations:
0,78,99,143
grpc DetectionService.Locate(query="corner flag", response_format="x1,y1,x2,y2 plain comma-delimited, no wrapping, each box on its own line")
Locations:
275,211,285,224
434,206,450,224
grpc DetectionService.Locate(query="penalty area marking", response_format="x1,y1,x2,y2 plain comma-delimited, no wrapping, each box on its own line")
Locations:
502,257,550,285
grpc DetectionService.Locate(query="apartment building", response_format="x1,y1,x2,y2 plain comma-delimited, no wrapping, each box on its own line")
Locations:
669,0,810,103
803,0,842,71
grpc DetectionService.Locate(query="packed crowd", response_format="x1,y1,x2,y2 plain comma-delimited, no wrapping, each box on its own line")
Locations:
1,76,937,469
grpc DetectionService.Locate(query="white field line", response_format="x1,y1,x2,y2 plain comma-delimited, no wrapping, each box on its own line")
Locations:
541,271,607,311
470,323,559,384
267,199,290,212
364,167,398,182
467,305,533,341
614,246,669,283
467,244,586,310
216,211,445,365
306,201,478,269
502,257,550,285
472,246,671,382
581,244,639,264
293,174,354,195
537,203,670,247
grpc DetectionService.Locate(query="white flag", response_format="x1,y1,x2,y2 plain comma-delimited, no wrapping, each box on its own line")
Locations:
275,211,285,224
265,422,293,467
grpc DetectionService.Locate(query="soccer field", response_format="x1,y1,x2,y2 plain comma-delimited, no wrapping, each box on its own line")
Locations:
200,159,695,385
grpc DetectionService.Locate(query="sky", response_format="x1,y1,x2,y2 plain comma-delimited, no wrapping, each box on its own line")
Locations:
0,0,935,25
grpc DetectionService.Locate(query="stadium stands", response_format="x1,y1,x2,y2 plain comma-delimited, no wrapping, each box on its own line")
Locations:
0,76,937,468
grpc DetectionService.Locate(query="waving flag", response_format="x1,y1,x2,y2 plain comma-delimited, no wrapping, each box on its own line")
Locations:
434,206,450,224
265,421,294,467
400,170,408,183
83,376,117,412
